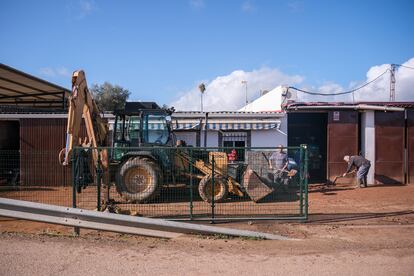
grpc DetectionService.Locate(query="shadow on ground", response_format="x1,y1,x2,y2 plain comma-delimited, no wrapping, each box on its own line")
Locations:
308,183,408,194
307,210,414,224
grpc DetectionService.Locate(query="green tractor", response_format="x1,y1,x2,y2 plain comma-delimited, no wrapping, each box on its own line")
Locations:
62,71,272,205
110,102,178,202
109,102,273,204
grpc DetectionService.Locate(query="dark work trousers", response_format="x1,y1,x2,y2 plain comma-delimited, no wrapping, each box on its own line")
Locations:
357,163,371,185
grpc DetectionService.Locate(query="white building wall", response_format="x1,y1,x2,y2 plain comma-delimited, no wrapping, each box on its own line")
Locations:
280,115,288,145
251,130,286,147
361,111,375,184
174,132,197,146
198,114,288,148
251,115,288,147
200,131,219,147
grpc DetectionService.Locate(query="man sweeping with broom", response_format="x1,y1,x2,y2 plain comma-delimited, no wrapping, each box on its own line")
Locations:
343,155,371,188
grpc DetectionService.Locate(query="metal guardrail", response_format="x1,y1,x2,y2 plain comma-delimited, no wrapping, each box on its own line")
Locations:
0,197,289,240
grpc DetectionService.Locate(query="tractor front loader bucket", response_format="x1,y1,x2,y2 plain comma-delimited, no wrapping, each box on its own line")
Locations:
176,150,272,202
242,168,274,202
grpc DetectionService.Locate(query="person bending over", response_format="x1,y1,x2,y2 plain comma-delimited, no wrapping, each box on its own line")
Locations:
343,155,371,188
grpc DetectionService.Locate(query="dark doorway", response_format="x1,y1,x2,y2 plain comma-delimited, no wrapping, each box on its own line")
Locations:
288,113,328,183
0,121,19,150
0,120,20,186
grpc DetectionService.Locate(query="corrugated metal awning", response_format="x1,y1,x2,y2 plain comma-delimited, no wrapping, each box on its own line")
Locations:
173,122,201,130
172,120,281,130
0,63,70,109
206,122,279,130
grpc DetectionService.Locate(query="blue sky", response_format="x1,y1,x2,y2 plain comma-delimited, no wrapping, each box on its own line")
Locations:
1,0,413,109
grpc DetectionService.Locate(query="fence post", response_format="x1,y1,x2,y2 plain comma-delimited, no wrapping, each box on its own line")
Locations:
211,155,215,224
304,145,309,220
96,148,102,211
189,148,193,220
299,146,304,217
71,148,80,236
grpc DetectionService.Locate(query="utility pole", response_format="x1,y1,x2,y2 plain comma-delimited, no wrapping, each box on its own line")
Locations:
241,80,248,110
389,64,396,102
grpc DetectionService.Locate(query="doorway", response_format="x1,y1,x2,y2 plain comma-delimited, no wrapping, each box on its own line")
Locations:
0,120,20,150
0,120,20,186
288,112,328,183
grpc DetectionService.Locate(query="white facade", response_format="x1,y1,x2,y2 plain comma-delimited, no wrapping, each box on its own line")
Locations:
174,131,198,146
199,131,219,147
173,111,287,148
250,116,287,147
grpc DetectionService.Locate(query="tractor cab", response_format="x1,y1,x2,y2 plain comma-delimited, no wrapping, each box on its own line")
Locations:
112,102,174,161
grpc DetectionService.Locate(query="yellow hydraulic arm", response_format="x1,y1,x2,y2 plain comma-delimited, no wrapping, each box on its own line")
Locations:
59,70,108,169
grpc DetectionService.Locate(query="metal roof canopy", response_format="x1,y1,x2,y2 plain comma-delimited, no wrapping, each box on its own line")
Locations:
0,63,70,109
284,101,414,112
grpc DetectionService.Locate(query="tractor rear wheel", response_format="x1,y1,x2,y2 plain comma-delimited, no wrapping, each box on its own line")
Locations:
116,157,161,203
198,175,228,203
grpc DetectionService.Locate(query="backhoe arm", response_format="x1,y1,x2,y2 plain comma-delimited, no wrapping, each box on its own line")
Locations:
59,70,108,168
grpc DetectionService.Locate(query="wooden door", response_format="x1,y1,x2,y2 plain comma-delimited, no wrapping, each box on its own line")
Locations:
327,111,358,184
375,111,405,184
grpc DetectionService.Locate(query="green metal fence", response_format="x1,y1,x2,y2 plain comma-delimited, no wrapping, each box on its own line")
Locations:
0,150,73,207
0,146,308,221
71,145,309,221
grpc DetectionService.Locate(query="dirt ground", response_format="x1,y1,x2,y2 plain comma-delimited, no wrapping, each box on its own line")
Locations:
1,184,414,275
0,184,302,217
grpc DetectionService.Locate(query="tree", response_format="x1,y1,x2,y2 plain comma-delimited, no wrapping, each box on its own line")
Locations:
90,82,130,111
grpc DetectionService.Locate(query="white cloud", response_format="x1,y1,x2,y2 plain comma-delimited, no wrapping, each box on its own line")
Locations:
241,1,256,13
359,58,414,102
296,57,414,102
170,57,414,111
65,0,96,20
80,0,94,13
56,67,70,77
39,67,56,77
170,68,303,111
394,58,414,101
287,1,305,13
189,0,205,10
39,67,71,78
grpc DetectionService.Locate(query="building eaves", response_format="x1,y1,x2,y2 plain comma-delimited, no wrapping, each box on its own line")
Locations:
285,101,414,111
173,111,285,119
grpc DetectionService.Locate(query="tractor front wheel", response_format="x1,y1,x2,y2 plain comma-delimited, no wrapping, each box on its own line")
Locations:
115,157,161,203
198,175,228,203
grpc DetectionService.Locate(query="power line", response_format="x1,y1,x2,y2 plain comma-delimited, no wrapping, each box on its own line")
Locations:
289,69,390,96
394,64,414,70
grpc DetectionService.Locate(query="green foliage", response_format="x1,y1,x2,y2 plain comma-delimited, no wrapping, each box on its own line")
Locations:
90,82,130,111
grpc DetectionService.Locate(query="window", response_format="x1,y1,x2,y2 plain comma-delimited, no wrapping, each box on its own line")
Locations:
221,132,247,161
143,114,169,144
114,115,141,144
127,116,141,144
112,115,141,160
114,116,125,141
